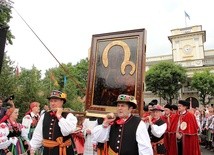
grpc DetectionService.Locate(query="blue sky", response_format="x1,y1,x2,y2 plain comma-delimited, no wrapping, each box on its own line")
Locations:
5,0,214,74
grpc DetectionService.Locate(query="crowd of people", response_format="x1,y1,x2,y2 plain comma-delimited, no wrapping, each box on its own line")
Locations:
145,99,214,155
0,91,213,155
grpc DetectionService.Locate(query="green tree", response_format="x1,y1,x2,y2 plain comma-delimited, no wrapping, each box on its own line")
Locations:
42,59,88,112
0,54,17,97
14,66,47,120
0,56,88,115
191,70,214,105
145,61,187,104
72,58,89,97
0,54,46,120
0,0,15,44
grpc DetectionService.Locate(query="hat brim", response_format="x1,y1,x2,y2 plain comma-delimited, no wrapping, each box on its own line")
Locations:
164,105,172,110
151,109,164,112
114,101,137,109
47,96,66,103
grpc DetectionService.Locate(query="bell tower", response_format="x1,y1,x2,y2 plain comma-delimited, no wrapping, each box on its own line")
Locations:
168,25,206,67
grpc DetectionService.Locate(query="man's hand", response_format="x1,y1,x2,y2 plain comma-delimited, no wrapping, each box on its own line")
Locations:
86,129,91,135
6,152,13,155
176,132,182,139
56,108,63,118
103,113,116,127
147,115,153,125
30,149,35,155
93,144,97,151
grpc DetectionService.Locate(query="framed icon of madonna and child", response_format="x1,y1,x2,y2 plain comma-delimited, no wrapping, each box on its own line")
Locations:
85,28,147,116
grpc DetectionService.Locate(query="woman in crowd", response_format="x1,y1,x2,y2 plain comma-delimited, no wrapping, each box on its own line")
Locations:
0,107,30,155
22,102,40,140
22,102,42,154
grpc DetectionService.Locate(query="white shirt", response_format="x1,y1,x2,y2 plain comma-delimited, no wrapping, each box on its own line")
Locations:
92,120,153,155
82,118,98,155
0,122,29,149
208,115,214,129
22,112,40,140
30,112,77,150
146,119,167,138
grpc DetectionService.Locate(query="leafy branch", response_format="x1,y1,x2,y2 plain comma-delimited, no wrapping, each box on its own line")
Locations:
0,0,14,44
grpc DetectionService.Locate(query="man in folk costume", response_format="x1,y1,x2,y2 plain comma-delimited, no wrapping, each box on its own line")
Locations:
161,104,174,155
168,100,201,155
147,105,167,155
92,94,153,155
171,104,178,114
30,90,78,155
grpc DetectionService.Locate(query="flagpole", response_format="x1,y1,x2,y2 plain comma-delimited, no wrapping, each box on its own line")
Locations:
49,74,52,92
13,8,86,94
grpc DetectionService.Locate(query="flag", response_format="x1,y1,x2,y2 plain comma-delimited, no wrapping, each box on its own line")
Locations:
184,11,190,20
15,65,20,77
50,72,59,86
63,75,67,86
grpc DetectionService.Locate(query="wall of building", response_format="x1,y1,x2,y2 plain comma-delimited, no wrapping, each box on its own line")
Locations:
144,25,214,106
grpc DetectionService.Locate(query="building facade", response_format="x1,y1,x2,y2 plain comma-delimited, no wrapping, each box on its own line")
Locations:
145,25,214,107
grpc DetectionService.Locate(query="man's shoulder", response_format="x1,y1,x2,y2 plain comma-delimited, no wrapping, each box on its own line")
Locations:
131,115,142,122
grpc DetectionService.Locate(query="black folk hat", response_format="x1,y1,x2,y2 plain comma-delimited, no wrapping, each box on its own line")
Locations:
164,104,172,110
178,100,190,107
47,90,67,103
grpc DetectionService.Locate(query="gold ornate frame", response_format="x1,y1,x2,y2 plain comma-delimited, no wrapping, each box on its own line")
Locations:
85,29,147,116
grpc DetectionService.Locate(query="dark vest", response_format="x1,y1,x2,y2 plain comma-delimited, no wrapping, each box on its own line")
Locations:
42,112,75,155
148,118,165,142
0,107,6,120
109,115,141,155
